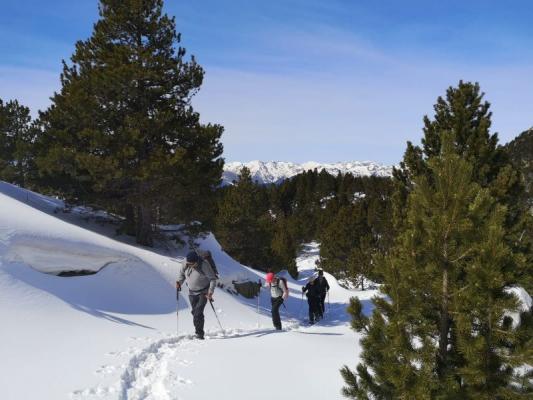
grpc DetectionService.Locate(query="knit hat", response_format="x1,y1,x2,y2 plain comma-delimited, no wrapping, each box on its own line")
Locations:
265,272,275,284
186,251,199,264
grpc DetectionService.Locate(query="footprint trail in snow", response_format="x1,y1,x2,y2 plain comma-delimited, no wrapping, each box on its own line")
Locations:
71,320,304,400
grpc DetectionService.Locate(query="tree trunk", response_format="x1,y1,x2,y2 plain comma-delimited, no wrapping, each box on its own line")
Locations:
123,203,136,236
18,158,25,188
437,267,450,378
136,204,153,246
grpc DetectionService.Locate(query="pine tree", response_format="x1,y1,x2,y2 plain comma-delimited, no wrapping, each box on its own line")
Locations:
0,99,34,187
505,128,533,202
342,83,533,399
271,216,298,278
346,233,375,290
505,128,533,286
215,167,273,270
320,204,370,282
35,0,223,245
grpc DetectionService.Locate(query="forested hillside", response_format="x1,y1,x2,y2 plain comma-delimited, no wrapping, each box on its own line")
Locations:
214,167,393,284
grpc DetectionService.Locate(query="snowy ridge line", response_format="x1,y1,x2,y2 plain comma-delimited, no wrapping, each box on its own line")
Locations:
222,160,394,185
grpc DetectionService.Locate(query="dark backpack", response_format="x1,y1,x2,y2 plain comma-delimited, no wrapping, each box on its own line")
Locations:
196,249,219,278
304,281,320,298
275,276,288,294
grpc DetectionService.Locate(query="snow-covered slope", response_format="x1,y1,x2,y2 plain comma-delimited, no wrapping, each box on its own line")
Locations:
223,160,393,185
0,182,374,400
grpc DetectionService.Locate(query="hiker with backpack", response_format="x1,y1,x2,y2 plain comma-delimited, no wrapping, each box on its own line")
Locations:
315,269,330,316
265,271,289,330
302,275,321,324
176,251,217,340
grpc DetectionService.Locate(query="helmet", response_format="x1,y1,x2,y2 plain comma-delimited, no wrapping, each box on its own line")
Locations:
265,272,275,284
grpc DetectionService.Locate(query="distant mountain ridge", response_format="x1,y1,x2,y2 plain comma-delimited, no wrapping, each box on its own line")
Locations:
222,160,394,185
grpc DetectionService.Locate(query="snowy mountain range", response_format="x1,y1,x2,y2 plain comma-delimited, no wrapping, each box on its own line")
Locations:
222,160,394,185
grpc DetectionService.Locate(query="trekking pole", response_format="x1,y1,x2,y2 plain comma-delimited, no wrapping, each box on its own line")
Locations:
209,299,224,332
257,294,260,328
256,279,262,314
298,292,304,319
255,280,261,327
176,287,180,336
282,302,296,320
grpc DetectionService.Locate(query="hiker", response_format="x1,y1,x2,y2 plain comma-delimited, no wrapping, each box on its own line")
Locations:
302,276,321,324
315,269,330,315
176,251,217,340
265,271,289,330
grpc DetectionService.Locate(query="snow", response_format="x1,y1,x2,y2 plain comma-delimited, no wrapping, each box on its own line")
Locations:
505,286,533,327
0,183,375,399
353,192,366,201
223,160,393,185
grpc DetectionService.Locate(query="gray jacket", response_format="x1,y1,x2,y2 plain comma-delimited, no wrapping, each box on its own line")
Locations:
177,259,217,295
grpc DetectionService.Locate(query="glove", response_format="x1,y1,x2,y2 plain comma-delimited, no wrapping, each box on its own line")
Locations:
176,281,181,291
206,292,213,301
302,286,305,293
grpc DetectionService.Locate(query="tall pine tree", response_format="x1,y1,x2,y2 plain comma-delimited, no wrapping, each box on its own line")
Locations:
342,83,532,399
35,0,223,245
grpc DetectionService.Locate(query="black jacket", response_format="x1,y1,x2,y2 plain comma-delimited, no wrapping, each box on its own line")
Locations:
302,282,320,298
315,276,330,294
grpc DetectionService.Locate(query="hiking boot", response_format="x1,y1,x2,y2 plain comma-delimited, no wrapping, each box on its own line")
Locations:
195,333,205,340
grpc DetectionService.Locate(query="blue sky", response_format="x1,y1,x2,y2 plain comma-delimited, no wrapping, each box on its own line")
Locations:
1,0,532,164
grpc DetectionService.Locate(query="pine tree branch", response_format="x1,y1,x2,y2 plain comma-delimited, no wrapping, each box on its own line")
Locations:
449,248,474,263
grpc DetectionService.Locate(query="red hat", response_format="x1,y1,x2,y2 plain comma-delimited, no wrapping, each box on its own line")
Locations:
265,272,275,284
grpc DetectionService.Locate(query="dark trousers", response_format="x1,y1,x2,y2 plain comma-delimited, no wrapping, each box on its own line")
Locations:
271,296,284,329
307,296,320,322
319,293,327,315
189,293,208,336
